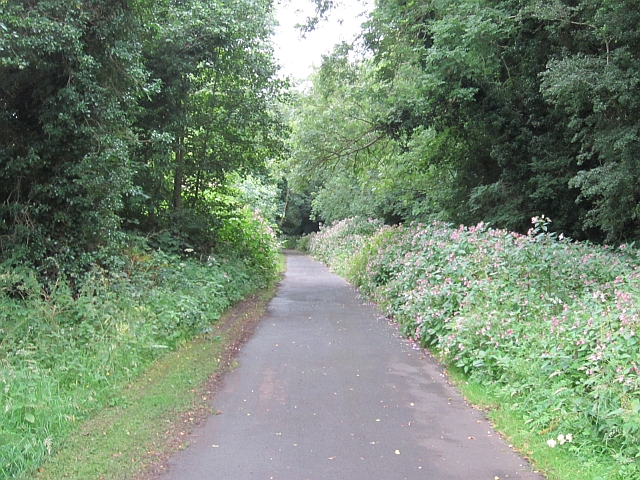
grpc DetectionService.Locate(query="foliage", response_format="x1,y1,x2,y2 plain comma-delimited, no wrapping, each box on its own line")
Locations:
310,217,640,477
289,0,640,243
216,207,279,285
540,0,640,240
128,0,288,254
295,233,314,252
0,0,147,265
0,0,287,476
231,173,282,226
0,0,288,271
0,234,278,478
277,177,318,236
308,216,383,276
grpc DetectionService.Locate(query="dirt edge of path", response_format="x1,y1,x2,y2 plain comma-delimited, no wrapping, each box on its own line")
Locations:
137,285,279,480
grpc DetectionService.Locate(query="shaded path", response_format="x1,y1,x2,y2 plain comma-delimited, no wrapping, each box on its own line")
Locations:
154,252,544,479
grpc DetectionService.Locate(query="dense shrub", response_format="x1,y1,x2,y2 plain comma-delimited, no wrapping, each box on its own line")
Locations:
0,224,278,478
216,207,279,286
308,217,383,275
295,234,314,252
310,216,640,474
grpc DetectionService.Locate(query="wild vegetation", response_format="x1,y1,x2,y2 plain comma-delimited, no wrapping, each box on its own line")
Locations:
290,0,640,243
3,0,640,477
0,0,287,271
0,0,284,476
307,216,640,478
0,213,278,478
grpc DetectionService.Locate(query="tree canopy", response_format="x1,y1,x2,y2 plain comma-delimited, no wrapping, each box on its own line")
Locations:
289,0,640,243
0,0,288,272
4,0,640,269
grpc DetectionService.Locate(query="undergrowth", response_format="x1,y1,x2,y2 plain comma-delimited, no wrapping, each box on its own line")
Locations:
310,216,640,479
0,209,278,478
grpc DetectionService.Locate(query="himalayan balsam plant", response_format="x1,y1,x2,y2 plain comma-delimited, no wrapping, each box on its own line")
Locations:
310,216,640,472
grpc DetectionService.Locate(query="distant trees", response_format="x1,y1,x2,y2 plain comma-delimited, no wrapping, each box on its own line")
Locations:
290,0,640,243
0,0,287,272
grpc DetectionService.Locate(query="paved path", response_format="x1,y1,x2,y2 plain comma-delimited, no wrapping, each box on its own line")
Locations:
155,252,544,480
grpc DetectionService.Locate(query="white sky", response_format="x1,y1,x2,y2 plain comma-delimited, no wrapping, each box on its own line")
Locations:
272,0,371,83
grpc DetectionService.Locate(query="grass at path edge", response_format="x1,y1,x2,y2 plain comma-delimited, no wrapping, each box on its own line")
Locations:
446,367,629,480
30,256,285,480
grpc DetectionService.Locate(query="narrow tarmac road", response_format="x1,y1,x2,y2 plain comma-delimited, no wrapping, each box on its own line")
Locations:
154,251,544,480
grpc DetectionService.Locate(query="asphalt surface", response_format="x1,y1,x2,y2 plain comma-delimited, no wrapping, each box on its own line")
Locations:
154,251,545,480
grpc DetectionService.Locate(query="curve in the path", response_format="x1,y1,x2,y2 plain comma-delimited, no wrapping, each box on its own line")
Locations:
154,251,545,480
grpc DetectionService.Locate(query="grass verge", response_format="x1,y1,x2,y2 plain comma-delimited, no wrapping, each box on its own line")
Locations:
447,367,626,480
30,257,284,480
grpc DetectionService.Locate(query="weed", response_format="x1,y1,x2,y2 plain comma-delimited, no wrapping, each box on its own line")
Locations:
0,221,278,478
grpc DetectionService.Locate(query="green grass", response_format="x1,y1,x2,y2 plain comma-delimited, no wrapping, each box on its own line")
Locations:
32,338,225,479
31,282,279,480
446,367,625,480
0,235,281,479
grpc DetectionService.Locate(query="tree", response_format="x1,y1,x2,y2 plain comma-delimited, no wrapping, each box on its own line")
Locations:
0,0,289,269
540,0,640,240
0,0,147,267
289,0,640,243
127,0,288,251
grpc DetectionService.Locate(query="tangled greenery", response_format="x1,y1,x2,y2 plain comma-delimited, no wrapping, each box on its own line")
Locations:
310,217,640,477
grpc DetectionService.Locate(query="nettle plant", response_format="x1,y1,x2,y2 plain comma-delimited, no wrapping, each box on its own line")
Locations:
310,216,640,469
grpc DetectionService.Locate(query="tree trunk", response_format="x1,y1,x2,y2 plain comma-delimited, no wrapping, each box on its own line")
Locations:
173,133,184,210
278,186,290,228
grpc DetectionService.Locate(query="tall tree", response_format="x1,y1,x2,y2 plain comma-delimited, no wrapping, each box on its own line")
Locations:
540,0,640,240
0,0,147,266
127,0,287,250
290,0,640,242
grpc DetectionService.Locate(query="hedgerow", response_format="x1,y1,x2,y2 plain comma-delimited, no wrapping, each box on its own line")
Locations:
310,216,640,476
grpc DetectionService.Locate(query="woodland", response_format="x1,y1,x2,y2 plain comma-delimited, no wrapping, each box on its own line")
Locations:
2,0,639,271
290,0,640,244
1,0,639,477
0,0,287,271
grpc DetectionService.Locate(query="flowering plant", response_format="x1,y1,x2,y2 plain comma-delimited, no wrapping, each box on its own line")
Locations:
310,216,640,470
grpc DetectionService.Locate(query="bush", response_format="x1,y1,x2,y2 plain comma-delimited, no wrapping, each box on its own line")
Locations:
216,207,279,287
278,235,299,250
296,234,314,252
308,217,383,275
309,217,640,473
0,227,278,478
